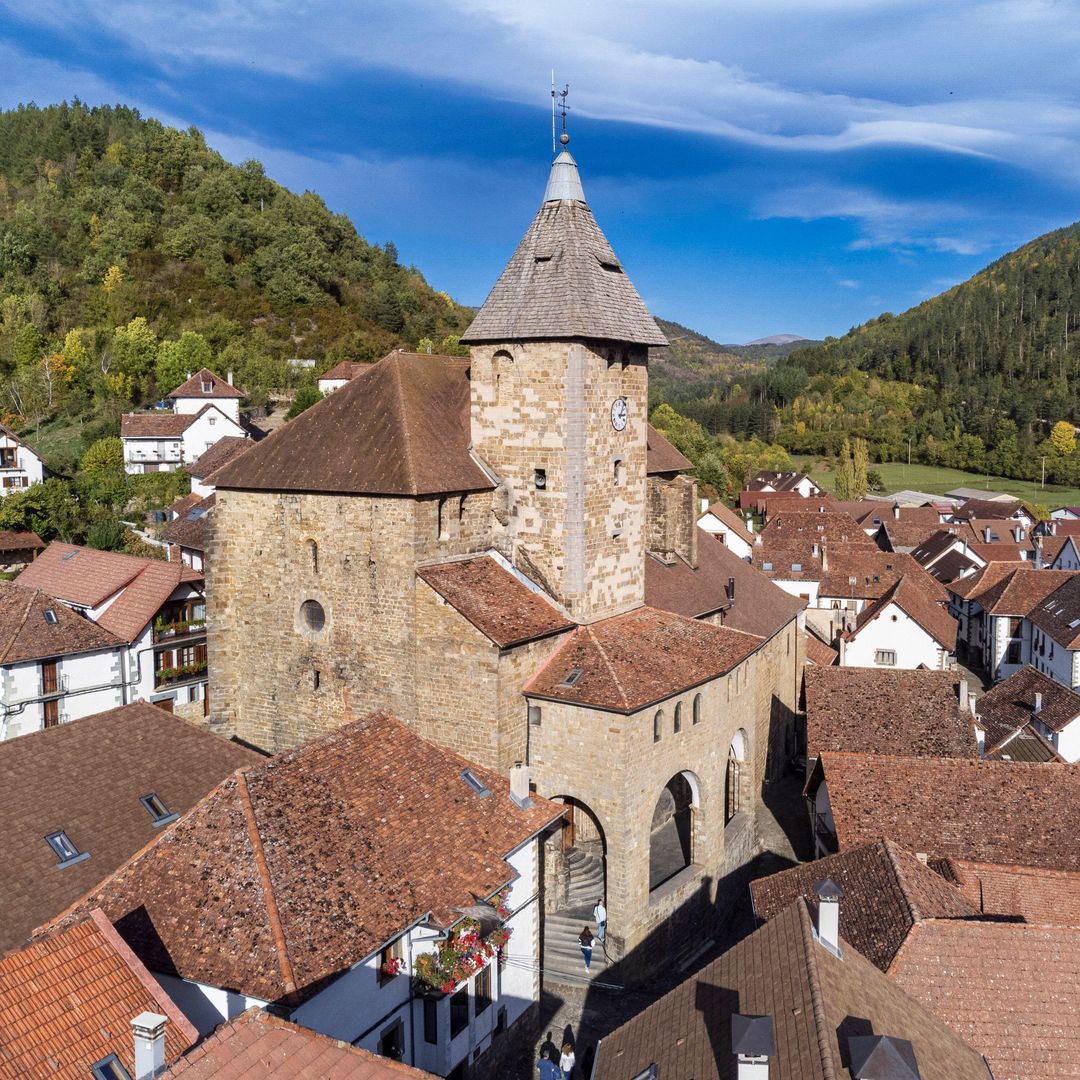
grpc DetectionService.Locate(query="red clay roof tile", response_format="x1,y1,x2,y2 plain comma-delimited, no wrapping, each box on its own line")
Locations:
166,368,244,400
0,581,124,664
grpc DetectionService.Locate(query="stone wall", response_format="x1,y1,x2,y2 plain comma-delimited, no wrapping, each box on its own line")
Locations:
646,474,698,568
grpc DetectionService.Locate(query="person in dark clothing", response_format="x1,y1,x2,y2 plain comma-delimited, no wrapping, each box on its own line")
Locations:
579,926,594,970
540,1031,558,1062
538,1048,561,1080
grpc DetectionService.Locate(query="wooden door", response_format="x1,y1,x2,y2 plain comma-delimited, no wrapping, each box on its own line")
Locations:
43,698,59,728
41,660,58,696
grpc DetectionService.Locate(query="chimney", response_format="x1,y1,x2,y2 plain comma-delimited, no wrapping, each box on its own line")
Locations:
131,1012,167,1080
813,878,844,956
984,526,992,543
1015,525,1025,542
227,369,234,385
1034,692,1043,717
1051,519,1058,536
755,534,763,547
728,576,736,604
812,542,820,559
958,678,969,713
893,502,900,520
185,371,191,381
701,497,710,514
731,1014,775,1080
821,544,829,571
509,761,531,809
1034,535,1044,570
746,515,755,534
848,1035,920,1080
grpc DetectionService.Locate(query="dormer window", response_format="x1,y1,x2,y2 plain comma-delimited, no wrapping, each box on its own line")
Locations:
201,380,213,393
46,830,88,867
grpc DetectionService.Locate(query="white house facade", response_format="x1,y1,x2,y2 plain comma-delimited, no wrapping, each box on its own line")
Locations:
0,425,46,496
840,601,951,670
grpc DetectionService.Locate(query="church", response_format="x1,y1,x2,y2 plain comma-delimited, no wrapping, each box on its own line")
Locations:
207,148,804,975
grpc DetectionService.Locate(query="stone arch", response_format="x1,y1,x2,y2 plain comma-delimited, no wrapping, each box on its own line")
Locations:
549,795,607,913
305,537,318,574
726,729,749,825
492,349,513,405
649,770,701,891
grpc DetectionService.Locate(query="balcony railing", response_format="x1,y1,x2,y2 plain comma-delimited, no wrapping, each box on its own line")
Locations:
153,619,207,644
41,674,69,697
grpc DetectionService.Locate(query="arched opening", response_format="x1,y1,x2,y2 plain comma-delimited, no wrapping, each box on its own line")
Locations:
653,710,663,742
673,702,683,733
549,796,606,915
306,538,318,574
493,349,513,405
726,729,749,825
692,693,702,725
650,772,699,891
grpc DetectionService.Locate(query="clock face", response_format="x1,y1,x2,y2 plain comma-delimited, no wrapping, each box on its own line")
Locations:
610,397,629,432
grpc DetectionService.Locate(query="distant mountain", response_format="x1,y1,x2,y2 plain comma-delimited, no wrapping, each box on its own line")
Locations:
649,319,755,390
746,334,806,346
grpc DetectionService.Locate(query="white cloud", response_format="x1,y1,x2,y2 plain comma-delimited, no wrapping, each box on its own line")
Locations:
837,279,860,289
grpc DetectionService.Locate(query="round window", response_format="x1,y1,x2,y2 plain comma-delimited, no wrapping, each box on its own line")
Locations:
301,599,325,631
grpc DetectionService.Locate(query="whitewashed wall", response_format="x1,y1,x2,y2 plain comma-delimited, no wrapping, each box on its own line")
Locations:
174,395,240,421
181,408,245,464
842,603,948,670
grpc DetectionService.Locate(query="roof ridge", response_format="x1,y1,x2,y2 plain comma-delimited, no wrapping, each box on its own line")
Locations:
389,354,418,493
236,770,298,1000
0,587,37,664
586,623,631,710
795,900,840,1080
882,838,925,921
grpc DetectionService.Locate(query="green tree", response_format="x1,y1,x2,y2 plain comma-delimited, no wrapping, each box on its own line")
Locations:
852,437,869,498
110,316,157,392
286,384,322,419
834,438,857,500
156,331,212,394
0,478,81,541
80,436,124,473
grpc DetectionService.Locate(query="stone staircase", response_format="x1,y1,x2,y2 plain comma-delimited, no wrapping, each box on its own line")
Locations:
542,848,616,986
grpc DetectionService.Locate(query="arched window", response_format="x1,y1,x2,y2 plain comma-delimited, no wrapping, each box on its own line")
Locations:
653,710,663,743
613,457,624,487
726,729,748,825
673,702,683,733
306,538,318,574
692,693,701,725
493,350,513,405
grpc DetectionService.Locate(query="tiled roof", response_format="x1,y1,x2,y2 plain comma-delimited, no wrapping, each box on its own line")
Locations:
0,702,261,954
700,501,754,545
890,919,1080,1080
17,543,203,643
120,412,195,437
0,530,42,552
953,496,1023,519
761,509,875,546
972,567,1070,616
941,860,1080,925
319,360,369,383
0,582,124,664
161,1008,434,1078
750,839,978,972
186,435,250,479
1028,572,1080,648
745,470,815,492
857,505,942,528
646,527,802,636
976,665,1080,737
804,632,838,666
645,424,692,474
0,909,196,1080
819,552,950,605
416,556,573,647
847,575,957,651
166,368,244,400
984,723,1062,762
159,495,215,553
592,899,989,1080
462,152,667,346
168,492,203,519
739,490,838,515
524,605,761,713
810,752,1080,871
48,712,564,1005
805,667,975,759
923,547,982,583
211,352,493,496
946,559,1025,600
876,518,951,551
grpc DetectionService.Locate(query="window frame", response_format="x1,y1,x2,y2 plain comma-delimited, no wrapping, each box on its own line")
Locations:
46,830,89,867
140,793,178,827
91,1055,131,1080
874,649,897,666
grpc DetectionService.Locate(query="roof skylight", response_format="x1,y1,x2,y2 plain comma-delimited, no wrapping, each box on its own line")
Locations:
45,830,89,868
559,667,585,688
140,793,178,826
461,769,491,798
43,609,58,625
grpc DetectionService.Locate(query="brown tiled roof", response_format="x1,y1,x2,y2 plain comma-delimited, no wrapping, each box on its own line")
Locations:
762,509,875,545
923,547,982,583
47,713,564,1005
186,435,250,479
17,543,203,643
810,752,1080,871
416,556,573,647
159,495,215,553
0,702,261,954
750,839,978,972
120,412,195,437
751,492,839,517
985,724,1062,762
745,470,816,492
211,352,493,496
858,505,942,528
645,526,802,636
592,898,989,1080
805,667,975,759
848,575,957,651
819,552,951,605
161,1008,434,1078
972,568,1070,616
524,606,761,713
967,541,1030,563
0,530,42,553
701,501,754,545
319,360,369,383
876,518,950,551
942,860,1080,925
645,423,692,474
168,492,202,519
976,665,1080,737
804,632,838,666
461,152,667,346
890,919,1080,1080
0,909,197,1080
166,368,244,400
1028,572,1080,648
946,559,1025,600
953,496,1023,520
1038,533,1074,564
0,582,124,664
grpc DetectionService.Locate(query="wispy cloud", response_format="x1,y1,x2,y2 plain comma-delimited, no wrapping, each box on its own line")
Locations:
836,279,860,289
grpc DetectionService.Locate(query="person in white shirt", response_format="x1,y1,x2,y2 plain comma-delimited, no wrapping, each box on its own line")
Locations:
593,898,606,942
560,1042,576,1080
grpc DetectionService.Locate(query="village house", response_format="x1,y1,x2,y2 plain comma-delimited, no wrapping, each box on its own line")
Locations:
317,359,368,394
0,528,43,570
909,528,986,582
0,423,46,496
185,435,250,499
1027,573,1080,689
159,494,214,572
17,542,209,716
743,468,822,498
0,701,260,953
971,664,1080,761
206,148,804,977
696,498,755,558
0,581,127,739
45,712,564,1079
120,369,247,475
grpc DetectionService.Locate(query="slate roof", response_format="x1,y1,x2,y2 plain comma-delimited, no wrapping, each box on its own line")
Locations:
847,575,957,651
186,435,250,479
166,368,244,400
0,702,261,954
645,423,692,474
17,543,203,643
416,556,573,648
210,352,493,496
524,605,762,713
645,527,803,637
161,1008,434,1078
976,665,1080,738
749,839,978,972
47,712,564,1005
0,909,197,1080
591,899,989,1080
318,360,369,383
1028,572,1080,648
890,919,1080,1080
120,412,195,437
804,667,975,759
0,582,123,664
941,860,1080,925
700,501,754,546
462,152,666,347
808,752,1080,871
159,494,215,553
0,530,42,553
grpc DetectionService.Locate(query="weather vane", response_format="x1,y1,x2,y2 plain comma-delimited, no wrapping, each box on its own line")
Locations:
551,74,570,153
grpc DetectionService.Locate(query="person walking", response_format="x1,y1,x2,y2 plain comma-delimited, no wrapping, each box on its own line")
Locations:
560,1042,576,1080
538,1048,560,1080
592,897,607,942
579,926,594,970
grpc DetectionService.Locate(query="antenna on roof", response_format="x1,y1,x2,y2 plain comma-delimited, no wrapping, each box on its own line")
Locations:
551,78,570,151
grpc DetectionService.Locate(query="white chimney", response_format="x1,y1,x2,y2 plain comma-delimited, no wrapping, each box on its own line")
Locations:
984,526,992,543
746,516,755,533
227,370,234,386
813,878,843,956
893,503,900,520
958,678,969,713
821,544,829,571
1035,536,1044,570
132,1012,167,1080
1034,692,1043,717
701,498,710,514
509,761,531,808
731,1014,775,1080
812,542,820,558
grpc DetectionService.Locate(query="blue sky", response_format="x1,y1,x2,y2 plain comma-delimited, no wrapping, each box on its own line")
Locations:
2,1,1080,342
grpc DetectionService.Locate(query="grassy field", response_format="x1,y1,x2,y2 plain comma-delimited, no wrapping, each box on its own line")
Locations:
792,456,1080,509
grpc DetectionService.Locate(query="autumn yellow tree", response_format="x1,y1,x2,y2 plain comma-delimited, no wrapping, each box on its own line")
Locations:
1050,420,1077,456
